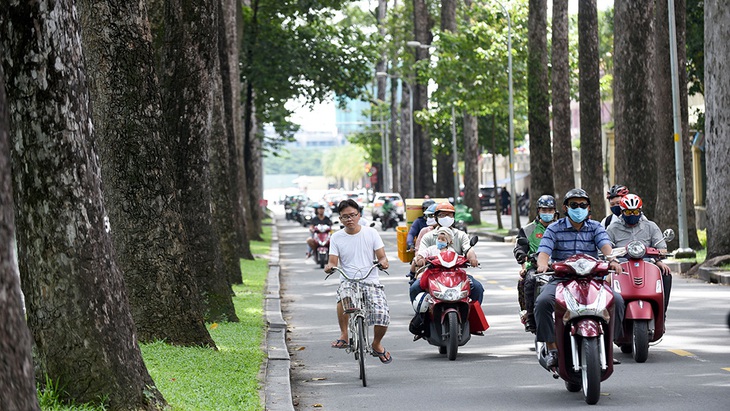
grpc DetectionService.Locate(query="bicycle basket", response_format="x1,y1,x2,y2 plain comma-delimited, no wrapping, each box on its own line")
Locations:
339,283,360,313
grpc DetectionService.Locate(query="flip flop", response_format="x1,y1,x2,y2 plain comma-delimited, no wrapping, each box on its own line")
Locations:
331,339,348,349
372,348,392,364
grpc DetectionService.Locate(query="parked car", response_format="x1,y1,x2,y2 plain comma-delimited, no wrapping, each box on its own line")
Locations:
322,191,344,210
343,190,367,208
478,186,497,210
371,193,405,221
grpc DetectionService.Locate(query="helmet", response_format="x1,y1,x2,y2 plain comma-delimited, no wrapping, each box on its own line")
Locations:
424,203,437,217
620,194,642,210
422,199,436,211
435,202,455,213
413,292,431,313
606,184,629,199
536,195,556,209
563,188,590,205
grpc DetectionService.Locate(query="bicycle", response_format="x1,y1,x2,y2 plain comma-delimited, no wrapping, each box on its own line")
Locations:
325,262,388,387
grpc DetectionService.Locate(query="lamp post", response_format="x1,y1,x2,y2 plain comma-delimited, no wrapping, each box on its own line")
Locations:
493,0,517,231
376,71,414,198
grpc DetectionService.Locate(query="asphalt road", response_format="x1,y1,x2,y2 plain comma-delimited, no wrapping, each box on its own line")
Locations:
279,215,730,410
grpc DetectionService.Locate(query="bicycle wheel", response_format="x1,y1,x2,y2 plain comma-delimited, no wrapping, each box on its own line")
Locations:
356,316,367,387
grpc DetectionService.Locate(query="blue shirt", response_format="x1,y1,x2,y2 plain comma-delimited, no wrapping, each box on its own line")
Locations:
537,217,612,261
407,217,428,245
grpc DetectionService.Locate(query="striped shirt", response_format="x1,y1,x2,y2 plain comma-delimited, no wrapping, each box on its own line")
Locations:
537,217,612,261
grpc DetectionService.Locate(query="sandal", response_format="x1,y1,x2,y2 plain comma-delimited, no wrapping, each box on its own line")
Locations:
330,339,348,349
372,348,392,364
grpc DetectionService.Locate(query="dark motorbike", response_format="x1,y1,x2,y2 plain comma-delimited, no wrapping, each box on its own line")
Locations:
380,207,398,231
536,254,615,405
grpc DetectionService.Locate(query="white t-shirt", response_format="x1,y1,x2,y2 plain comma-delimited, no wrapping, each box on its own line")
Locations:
329,226,385,284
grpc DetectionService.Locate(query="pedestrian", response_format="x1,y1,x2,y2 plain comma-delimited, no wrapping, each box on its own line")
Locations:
501,186,511,215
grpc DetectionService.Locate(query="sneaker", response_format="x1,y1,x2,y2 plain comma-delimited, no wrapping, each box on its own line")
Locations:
546,350,559,368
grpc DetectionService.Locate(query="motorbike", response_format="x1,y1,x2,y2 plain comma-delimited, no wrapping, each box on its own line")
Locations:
311,224,333,269
412,237,487,361
454,203,473,233
611,229,675,363
536,254,615,405
380,207,398,231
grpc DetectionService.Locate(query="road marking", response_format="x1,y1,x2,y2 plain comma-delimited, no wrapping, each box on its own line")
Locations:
487,280,499,284
722,368,730,373
669,349,694,357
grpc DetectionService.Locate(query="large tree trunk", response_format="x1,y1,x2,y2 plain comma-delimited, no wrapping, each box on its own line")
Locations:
389,72,401,194
614,0,658,218
0,2,166,408
77,0,215,347
413,0,434,196
0,70,40,411
704,2,730,259
436,151,453,198
400,79,413,197
243,1,263,241
654,0,701,249
551,0,574,199
463,114,481,224
155,0,238,322
527,0,553,216
578,0,604,219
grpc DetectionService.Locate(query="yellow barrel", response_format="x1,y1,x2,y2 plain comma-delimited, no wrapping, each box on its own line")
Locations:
396,226,415,263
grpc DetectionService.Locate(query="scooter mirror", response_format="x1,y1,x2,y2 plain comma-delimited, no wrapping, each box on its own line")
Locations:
370,222,376,227
469,236,479,247
663,229,675,243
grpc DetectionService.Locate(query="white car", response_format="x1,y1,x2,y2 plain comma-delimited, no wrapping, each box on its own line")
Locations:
371,193,405,221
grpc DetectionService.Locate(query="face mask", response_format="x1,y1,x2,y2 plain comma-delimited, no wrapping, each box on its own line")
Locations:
623,214,641,226
426,217,436,226
438,216,455,228
437,241,448,250
567,207,589,223
610,205,622,216
539,213,554,223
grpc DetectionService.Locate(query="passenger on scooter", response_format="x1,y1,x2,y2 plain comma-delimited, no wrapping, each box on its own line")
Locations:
513,194,558,333
601,184,630,229
410,202,483,304
606,194,672,312
414,204,438,253
534,188,625,368
306,204,333,258
406,201,437,282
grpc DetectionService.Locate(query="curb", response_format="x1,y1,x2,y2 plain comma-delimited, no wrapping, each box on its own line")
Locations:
264,220,295,411
472,230,513,243
697,266,730,285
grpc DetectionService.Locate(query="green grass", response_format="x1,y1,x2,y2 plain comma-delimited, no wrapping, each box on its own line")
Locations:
469,220,512,236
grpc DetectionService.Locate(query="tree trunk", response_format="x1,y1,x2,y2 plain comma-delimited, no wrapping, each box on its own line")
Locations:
578,0,604,219
0,70,41,411
614,0,657,218
528,0,553,216
155,0,238,322
704,2,730,259
463,114,481,224
400,78,413,198
0,2,166,408
77,0,215,347
243,1,263,241
551,0,574,199
413,0,434,196
436,151,453,198
390,73,401,194
492,115,503,230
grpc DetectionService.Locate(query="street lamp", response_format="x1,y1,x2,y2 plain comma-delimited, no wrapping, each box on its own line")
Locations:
493,0,517,231
376,71,414,198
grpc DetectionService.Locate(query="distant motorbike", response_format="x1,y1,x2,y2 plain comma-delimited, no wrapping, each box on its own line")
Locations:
536,254,615,405
611,229,675,363
454,203,473,233
381,207,398,231
311,224,333,269
411,237,487,361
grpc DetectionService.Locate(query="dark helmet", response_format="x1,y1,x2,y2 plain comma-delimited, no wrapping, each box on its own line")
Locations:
536,195,556,209
422,199,436,211
606,184,629,199
563,188,590,205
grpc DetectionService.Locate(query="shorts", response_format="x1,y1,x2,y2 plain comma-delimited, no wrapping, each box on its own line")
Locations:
337,282,390,327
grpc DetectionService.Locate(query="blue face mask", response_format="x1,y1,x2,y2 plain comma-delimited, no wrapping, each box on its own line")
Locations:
567,207,589,223
610,205,622,216
539,213,554,223
437,241,448,250
623,214,641,226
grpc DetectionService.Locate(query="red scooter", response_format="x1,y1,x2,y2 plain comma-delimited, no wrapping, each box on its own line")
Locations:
311,224,332,269
536,254,615,405
611,229,674,363
414,237,488,361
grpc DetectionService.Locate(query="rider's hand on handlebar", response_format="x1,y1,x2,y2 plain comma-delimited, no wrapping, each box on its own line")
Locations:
324,264,334,274
537,263,549,273
608,260,622,274
515,250,527,264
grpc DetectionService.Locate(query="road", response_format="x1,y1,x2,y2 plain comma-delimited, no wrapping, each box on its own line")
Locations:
278,213,730,410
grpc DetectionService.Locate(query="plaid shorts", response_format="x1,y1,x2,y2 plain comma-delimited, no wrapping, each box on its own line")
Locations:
337,282,390,327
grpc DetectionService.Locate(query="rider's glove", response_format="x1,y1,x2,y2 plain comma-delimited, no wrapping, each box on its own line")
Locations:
515,250,527,264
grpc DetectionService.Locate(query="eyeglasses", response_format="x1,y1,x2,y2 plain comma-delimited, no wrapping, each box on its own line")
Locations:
622,209,641,216
568,202,590,209
340,212,359,221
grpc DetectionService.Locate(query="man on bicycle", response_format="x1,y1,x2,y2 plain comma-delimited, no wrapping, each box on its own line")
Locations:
324,199,392,364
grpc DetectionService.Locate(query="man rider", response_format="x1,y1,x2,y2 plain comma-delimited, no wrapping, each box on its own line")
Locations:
606,194,672,313
601,184,630,228
513,195,558,333
535,188,625,368
409,202,483,304
306,204,333,258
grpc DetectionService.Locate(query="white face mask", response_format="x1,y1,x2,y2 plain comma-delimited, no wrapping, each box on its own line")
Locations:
426,217,436,225
438,216,455,228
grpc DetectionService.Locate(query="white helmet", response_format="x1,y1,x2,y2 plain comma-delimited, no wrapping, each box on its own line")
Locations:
412,292,431,313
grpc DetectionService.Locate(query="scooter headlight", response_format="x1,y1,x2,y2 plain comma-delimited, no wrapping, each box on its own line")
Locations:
565,258,598,276
626,241,647,259
433,282,469,302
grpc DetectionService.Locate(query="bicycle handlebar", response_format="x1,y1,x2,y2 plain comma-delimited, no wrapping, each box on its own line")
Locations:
325,262,388,281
